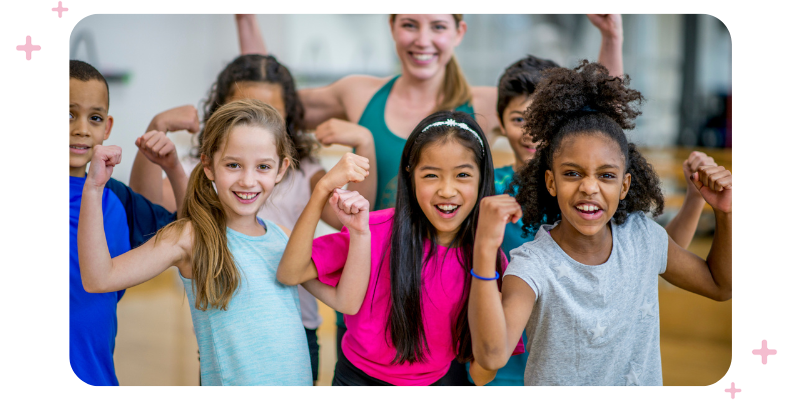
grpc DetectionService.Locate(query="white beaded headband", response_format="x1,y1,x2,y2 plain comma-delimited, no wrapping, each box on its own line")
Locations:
421,118,484,150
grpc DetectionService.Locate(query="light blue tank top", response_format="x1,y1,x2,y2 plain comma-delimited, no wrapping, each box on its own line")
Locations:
181,219,312,385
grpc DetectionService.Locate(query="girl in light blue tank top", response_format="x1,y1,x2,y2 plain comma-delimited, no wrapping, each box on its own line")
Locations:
76,100,373,385
181,218,311,385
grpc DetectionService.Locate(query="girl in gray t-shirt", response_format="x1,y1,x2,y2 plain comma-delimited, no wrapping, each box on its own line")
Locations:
467,61,732,386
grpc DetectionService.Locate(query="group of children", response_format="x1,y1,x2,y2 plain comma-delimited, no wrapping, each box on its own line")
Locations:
69,14,732,386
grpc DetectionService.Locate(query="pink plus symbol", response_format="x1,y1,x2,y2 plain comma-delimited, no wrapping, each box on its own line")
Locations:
752,339,777,364
725,382,741,399
52,2,68,18
16,36,41,61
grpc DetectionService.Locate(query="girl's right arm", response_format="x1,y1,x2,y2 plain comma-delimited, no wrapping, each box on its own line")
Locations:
276,153,369,285
469,195,536,374
79,145,191,293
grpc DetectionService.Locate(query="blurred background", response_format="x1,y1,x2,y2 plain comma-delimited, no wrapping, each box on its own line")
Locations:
71,14,732,386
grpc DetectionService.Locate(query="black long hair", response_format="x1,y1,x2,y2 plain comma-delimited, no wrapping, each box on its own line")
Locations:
510,60,664,235
195,54,314,162
386,110,504,364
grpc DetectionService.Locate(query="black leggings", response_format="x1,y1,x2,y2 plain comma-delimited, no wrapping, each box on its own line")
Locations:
332,347,445,386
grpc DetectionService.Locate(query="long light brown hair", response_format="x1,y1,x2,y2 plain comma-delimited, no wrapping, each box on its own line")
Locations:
158,99,294,311
390,14,472,112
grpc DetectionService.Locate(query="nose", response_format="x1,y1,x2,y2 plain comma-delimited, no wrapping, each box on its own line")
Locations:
239,167,256,188
579,176,600,196
71,118,89,137
437,177,457,199
413,26,433,47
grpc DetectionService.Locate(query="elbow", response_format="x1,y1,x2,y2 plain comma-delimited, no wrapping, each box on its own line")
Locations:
82,280,108,294
473,346,508,371
715,288,732,302
276,270,301,286
340,300,363,316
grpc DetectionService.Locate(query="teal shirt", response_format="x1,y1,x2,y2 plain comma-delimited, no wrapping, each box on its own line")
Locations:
182,219,312,385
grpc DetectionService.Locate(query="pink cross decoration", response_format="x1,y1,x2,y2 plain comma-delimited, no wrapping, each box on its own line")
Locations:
16,36,41,61
752,339,777,364
725,382,741,399
52,2,68,18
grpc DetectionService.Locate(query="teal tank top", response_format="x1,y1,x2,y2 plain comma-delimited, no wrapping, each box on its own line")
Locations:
181,219,312,385
358,76,475,210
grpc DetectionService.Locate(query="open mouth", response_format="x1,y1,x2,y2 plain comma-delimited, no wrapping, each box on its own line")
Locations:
70,145,91,154
435,204,460,218
410,52,437,64
234,191,260,203
575,203,604,220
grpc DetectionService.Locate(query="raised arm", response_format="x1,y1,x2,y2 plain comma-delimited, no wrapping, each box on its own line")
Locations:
469,195,534,375
276,152,370,285
665,151,717,248
235,14,267,55
79,145,190,293
129,105,199,208
300,190,371,315
660,165,732,301
133,130,189,216
314,118,378,209
587,14,624,78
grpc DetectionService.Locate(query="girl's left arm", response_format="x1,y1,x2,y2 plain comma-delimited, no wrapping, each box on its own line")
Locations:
665,151,718,248
660,165,732,301
588,14,624,78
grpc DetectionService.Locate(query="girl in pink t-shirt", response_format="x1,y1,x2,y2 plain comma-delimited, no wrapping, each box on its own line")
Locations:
278,111,522,385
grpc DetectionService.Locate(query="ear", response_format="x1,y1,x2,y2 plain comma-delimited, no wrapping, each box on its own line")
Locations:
619,172,632,200
275,157,291,184
496,112,507,136
454,20,467,46
201,154,214,181
545,169,557,197
103,115,114,141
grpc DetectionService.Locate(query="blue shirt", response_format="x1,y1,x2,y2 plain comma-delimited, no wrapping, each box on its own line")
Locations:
69,175,175,385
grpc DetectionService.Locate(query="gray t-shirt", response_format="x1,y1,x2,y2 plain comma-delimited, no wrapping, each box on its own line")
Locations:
505,211,668,386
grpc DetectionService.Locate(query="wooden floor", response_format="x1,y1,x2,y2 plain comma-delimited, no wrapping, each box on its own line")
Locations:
112,144,732,386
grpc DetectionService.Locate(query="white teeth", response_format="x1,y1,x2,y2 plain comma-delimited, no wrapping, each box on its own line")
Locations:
235,192,257,200
437,204,458,211
577,204,599,212
412,53,434,61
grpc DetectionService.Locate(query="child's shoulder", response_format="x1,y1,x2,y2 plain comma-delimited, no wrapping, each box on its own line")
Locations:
616,211,665,238
369,208,395,225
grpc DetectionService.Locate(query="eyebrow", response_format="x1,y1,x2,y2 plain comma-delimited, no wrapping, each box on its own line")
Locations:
69,103,107,113
220,156,277,163
560,162,620,170
418,164,475,171
509,111,525,116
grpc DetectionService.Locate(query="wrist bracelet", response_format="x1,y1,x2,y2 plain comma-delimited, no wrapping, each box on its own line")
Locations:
470,269,500,281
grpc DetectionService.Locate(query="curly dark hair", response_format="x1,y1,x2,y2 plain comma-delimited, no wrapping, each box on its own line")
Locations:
509,61,664,235
195,54,316,162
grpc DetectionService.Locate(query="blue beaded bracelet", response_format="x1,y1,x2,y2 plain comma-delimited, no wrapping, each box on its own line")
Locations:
470,269,500,281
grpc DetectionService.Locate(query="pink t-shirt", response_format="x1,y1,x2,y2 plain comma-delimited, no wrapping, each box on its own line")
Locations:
312,208,522,385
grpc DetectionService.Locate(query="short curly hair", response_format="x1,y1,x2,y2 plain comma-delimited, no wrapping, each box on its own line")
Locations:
509,61,664,235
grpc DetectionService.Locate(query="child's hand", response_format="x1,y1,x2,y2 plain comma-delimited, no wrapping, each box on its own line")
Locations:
475,195,523,251
683,151,717,199
318,153,369,194
86,145,122,189
587,14,623,40
147,105,200,134
315,118,373,149
135,130,180,171
691,165,732,214
329,189,370,235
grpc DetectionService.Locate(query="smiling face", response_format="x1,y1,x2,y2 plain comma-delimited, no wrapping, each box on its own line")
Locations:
227,82,286,119
545,133,631,237
69,78,113,177
499,94,537,169
390,14,466,82
412,138,480,245
203,124,289,227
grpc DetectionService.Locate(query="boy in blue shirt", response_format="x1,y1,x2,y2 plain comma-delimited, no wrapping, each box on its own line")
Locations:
69,60,186,385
